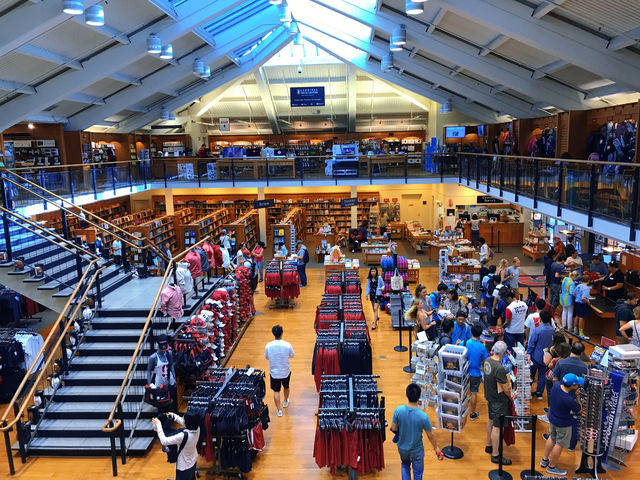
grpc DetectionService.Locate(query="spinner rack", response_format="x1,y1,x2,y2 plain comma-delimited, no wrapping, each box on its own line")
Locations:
510,345,532,432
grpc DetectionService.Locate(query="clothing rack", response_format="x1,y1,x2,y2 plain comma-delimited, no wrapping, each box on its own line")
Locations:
265,259,299,308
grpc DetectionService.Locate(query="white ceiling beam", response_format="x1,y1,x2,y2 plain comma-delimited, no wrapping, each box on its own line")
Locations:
159,89,180,97
478,34,508,56
69,93,106,105
584,83,634,99
113,28,292,133
531,0,567,19
196,78,246,116
125,105,150,113
490,84,507,94
18,45,83,70
427,7,448,34
433,0,640,90
70,17,131,45
66,10,281,131
607,27,640,51
254,67,281,134
0,0,248,132
26,114,69,124
449,66,463,76
312,0,587,111
347,65,357,132
109,73,143,86
531,59,568,79
0,79,36,95
0,0,102,57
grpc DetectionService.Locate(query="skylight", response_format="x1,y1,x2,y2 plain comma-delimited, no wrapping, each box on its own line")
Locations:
288,0,373,42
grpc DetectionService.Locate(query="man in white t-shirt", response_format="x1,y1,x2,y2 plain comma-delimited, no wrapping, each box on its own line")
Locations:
503,290,528,350
524,298,557,344
479,237,489,262
264,324,294,417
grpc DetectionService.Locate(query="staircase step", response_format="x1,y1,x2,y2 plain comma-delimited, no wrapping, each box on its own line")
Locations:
84,329,145,342
63,370,147,386
36,418,154,438
90,317,169,330
77,342,152,356
68,355,148,371
52,385,143,402
21,435,154,456
44,401,155,420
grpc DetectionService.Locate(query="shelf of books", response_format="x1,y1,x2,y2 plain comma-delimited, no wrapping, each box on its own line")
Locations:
271,207,306,255
224,209,259,251
177,207,233,251
128,208,193,261
358,194,379,228
152,196,255,218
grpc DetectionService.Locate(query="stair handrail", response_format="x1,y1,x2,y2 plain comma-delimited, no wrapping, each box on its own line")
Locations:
0,259,103,434
2,172,169,263
101,236,214,435
0,207,101,262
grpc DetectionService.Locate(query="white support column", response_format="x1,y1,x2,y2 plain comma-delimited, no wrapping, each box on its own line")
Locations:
257,188,267,243
165,190,174,215
351,186,358,229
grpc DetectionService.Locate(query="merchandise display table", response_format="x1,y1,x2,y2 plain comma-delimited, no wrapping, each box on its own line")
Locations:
522,245,547,262
323,255,359,274
361,241,395,265
426,239,472,261
407,259,421,283
405,222,432,253
215,157,296,179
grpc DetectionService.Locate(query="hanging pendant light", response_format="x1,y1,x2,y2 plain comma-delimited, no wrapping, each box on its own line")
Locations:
390,38,402,52
63,1,83,15
193,58,204,76
381,53,393,72
288,22,299,35
391,24,406,45
201,66,211,79
168,112,176,121
293,32,303,45
279,5,291,22
160,44,173,60
147,33,161,54
85,5,105,26
269,0,282,4
440,101,452,114
160,107,169,120
405,0,424,15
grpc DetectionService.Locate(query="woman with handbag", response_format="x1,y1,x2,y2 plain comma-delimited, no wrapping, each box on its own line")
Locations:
366,267,385,330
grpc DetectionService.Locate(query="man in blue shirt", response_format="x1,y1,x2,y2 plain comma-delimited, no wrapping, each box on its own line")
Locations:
391,383,443,480
295,240,308,287
428,283,448,326
526,310,555,399
573,275,591,338
466,323,489,421
452,311,471,345
549,256,566,309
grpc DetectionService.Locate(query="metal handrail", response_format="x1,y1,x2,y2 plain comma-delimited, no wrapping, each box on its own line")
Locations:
0,207,101,262
451,151,639,168
0,259,102,433
3,171,169,262
101,235,214,434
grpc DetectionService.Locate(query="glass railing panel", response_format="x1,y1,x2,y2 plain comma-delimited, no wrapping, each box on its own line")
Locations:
564,167,590,213
594,169,634,221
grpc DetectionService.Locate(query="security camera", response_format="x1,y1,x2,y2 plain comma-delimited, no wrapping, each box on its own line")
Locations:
297,66,302,74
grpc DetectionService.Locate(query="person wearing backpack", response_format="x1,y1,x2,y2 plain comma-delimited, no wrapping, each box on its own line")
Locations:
152,411,201,480
452,311,471,345
295,240,309,287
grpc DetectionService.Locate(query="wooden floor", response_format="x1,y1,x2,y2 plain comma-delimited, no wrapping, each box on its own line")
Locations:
1,266,638,479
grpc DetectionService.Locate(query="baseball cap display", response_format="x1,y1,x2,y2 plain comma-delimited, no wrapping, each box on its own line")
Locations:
562,373,585,387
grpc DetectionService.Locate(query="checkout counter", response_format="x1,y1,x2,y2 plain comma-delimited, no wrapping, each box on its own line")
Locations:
463,220,524,246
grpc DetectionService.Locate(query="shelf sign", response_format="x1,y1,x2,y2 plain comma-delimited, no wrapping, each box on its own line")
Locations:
476,195,502,204
290,86,325,107
340,197,358,208
219,117,230,132
253,199,275,209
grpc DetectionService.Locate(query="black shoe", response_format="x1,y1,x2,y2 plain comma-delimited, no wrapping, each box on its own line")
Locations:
544,407,549,413
543,433,549,441
485,445,493,454
491,455,512,465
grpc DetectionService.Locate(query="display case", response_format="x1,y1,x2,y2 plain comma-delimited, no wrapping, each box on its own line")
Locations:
522,231,549,261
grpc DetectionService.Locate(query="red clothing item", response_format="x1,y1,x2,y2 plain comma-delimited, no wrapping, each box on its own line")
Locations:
202,242,214,266
253,247,264,262
184,249,202,277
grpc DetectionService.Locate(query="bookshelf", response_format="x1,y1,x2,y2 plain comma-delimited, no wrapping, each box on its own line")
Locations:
358,194,379,229
224,209,259,251
153,197,255,217
271,207,306,255
128,208,192,255
177,208,233,251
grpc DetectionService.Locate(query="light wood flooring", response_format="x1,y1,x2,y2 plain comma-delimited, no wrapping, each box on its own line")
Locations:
1,266,638,480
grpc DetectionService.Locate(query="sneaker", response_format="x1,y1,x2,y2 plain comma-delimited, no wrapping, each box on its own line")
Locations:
283,399,289,408
276,410,283,417
491,455,512,465
543,433,550,441
540,458,550,468
469,411,480,421
538,414,550,423
535,392,544,399
485,445,493,454
546,466,567,476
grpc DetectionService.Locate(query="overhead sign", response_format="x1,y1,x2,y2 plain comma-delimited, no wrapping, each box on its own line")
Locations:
476,195,503,204
253,199,275,209
219,117,230,132
290,87,325,107
340,197,358,208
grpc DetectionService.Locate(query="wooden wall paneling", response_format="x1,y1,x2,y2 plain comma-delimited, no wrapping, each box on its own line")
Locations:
556,112,569,156
3,123,68,166
89,132,129,163
567,110,589,160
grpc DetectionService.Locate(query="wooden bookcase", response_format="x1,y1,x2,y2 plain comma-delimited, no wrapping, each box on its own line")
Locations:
224,209,259,251
34,200,129,237
358,194,379,227
271,207,306,255
128,208,193,255
176,208,233,251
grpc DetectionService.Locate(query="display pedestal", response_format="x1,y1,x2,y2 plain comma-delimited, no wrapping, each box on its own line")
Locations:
575,453,606,478
442,432,463,459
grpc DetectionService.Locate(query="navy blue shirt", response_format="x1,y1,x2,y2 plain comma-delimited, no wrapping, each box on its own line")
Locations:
550,262,564,285
548,382,581,427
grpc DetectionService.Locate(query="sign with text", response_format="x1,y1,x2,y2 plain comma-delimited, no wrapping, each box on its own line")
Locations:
290,86,325,107
219,117,230,131
340,197,358,208
253,199,275,209
476,195,503,204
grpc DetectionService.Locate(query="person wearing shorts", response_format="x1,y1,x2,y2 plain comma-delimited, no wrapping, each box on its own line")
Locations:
540,373,583,476
264,325,294,418
465,324,488,421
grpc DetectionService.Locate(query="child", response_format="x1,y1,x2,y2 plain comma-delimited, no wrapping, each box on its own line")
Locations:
466,323,489,421
452,310,471,345
573,276,591,339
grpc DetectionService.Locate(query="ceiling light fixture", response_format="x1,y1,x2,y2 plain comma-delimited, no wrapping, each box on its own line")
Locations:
288,21,299,35
201,66,211,79
381,53,393,72
168,112,176,121
391,24,406,45
160,44,173,60
293,32,303,45
63,1,83,15
193,58,204,76
147,33,161,54
279,5,291,22
405,1,424,15
440,100,452,114
269,0,282,5
160,107,169,120
27,123,35,129
84,5,105,26
390,38,402,52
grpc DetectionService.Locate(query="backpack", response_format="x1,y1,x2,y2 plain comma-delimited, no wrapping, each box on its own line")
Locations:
482,274,497,296
167,430,188,464
302,247,310,264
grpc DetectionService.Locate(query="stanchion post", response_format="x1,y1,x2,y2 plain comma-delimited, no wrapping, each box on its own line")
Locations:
394,291,407,352
520,414,541,479
488,415,512,480
403,328,413,373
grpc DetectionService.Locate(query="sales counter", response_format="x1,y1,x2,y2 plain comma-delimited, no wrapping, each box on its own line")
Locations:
463,221,524,246
586,294,617,340
323,255,359,275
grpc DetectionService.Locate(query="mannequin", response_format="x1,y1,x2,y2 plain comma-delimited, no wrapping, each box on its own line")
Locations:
175,262,193,296
146,334,177,412
160,282,183,320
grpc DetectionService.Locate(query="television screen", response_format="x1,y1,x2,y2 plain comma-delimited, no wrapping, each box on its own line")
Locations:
477,125,484,136
445,126,466,139
602,254,613,264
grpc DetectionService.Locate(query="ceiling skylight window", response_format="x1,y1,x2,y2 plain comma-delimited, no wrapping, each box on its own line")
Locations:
287,0,373,42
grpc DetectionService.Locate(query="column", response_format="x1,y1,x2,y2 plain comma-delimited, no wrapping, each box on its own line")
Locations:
350,185,358,229
165,189,174,215
258,187,267,242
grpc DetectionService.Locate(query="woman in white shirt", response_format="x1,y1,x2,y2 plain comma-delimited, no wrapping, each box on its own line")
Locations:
479,237,489,262
152,412,200,480
619,306,640,346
